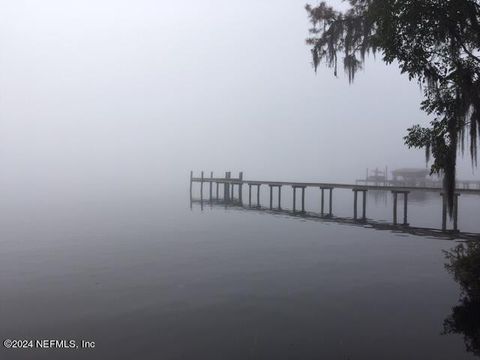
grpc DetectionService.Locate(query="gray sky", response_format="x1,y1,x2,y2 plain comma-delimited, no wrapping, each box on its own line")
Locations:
0,0,477,192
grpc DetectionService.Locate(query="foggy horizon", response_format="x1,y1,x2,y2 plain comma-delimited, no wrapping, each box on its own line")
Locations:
0,0,477,194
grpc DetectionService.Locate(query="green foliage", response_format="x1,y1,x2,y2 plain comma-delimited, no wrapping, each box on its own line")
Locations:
306,0,480,215
404,120,451,174
443,242,480,355
444,242,480,299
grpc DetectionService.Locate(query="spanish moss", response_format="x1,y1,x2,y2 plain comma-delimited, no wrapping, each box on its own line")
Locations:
306,0,480,215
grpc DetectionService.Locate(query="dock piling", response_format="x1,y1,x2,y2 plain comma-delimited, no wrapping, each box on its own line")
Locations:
239,172,243,204
353,190,358,219
200,171,204,201
224,172,229,201
269,185,273,209
292,186,306,213
321,188,325,215
391,190,409,225
329,188,333,216
278,186,282,209
320,187,334,216
362,190,366,220
393,192,398,225
228,172,232,202
353,189,367,220
268,185,282,210
248,184,252,207
209,172,213,202
256,184,261,207
301,187,305,213
190,171,193,198
293,187,296,212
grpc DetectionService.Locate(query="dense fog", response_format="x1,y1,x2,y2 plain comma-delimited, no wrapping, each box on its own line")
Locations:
0,0,477,195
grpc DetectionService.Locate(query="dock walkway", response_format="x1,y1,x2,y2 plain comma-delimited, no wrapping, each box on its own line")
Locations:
190,171,480,233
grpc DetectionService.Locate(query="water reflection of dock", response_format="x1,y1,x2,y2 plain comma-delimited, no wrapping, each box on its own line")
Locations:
190,171,480,234
190,198,480,241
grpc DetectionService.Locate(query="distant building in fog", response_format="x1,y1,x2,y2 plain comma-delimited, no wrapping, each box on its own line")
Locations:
357,167,442,187
391,168,433,187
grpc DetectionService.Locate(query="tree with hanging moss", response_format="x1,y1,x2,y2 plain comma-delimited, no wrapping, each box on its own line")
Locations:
305,0,480,214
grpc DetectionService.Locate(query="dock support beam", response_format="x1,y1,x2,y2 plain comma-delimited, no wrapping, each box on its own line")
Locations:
293,187,296,212
257,184,261,207
200,171,204,201
392,191,409,225
320,187,333,217
293,186,306,213
278,186,282,209
363,190,366,220
246,183,260,207
321,188,324,215
228,172,232,202
190,171,193,199
224,172,230,202
302,187,305,213
354,190,357,219
329,188,333,216
209,172,213,202
441,193,460,232
268,185,282,210
248,184,252,207
269,185,273,209
353,189,367,220
239,172,243,204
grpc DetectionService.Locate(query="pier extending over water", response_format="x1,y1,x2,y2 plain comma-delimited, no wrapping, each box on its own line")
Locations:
190,171,480,234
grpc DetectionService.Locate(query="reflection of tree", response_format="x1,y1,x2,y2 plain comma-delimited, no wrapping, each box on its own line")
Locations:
443,241,480,357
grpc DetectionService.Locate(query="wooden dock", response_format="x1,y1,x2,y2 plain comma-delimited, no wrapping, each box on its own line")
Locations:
190,171,480,233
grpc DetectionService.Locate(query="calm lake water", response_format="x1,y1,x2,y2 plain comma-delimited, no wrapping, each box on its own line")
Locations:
0,180,479,359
